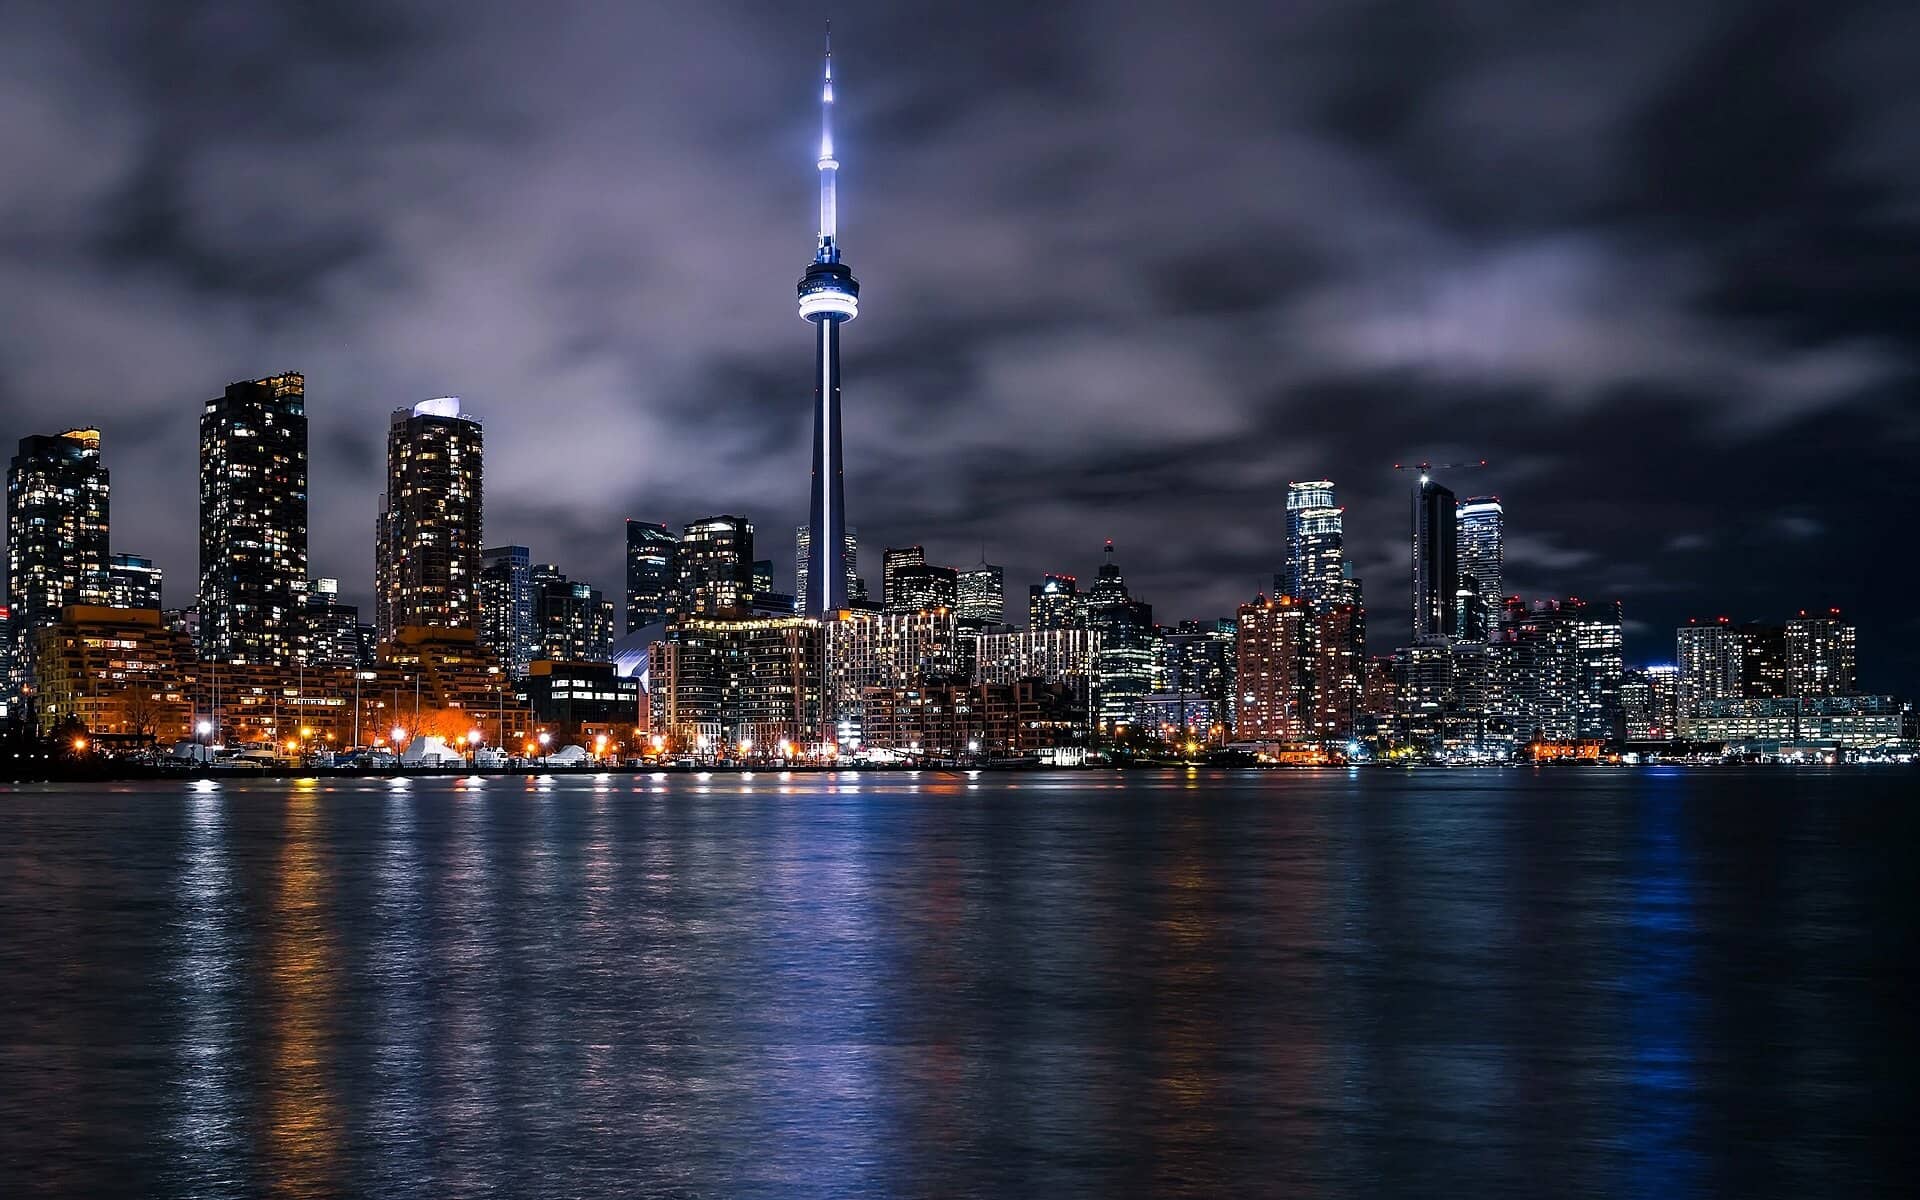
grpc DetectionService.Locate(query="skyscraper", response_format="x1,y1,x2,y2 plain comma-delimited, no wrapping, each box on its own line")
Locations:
1456,496,1504,619
199,373,307,665
107,553,163,611
478,545,535,677
888,564,958,613
7,428,110,696
882,546,925,608
1236,595,1315,742
625,520,677,631
797,30,861,616
1028,574,1081,631
376,397,484,642
297,577,362,668
532,564,615,663
1410,474,1457,642
1676,618,1742,718
676,515,754,617
1085,542,1154,729
956,559,1005,625
1284,481,1346,609
1785,610,1856,696
795,523,859,615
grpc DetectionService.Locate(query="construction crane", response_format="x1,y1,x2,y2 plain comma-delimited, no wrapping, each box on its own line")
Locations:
1392,459,1487,474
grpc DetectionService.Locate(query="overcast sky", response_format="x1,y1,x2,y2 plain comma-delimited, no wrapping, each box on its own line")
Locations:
2,1,1916,688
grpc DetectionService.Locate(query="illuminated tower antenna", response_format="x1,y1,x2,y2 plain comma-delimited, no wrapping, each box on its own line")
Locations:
798,21,860,615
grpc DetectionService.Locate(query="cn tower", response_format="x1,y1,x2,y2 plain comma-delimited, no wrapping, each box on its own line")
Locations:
798,25,859,615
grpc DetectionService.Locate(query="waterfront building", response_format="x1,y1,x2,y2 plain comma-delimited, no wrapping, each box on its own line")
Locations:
8,428,111,696
1411,474,1457,642
647,614,827,753
1736,622,1789,698
32,606,196,742
1785,611,1857,697
199,373,307,665
1148,618,1237,741
624,520,676,631
106,554,162,611
1235,595,1314,743
1676,618,1743,717
518,660,641,730
974,626,1099,734
376,397,484,641
1679,695,1902,751
825,608,965,721
796,32,861,615
675,515,754,618
478,545,536,678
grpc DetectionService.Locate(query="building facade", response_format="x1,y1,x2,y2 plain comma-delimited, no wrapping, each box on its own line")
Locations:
1410,475,1458,642
1235,595,1314,743
1284,481,1347,610
106,554,162,611
1455,496,1504,625
676,515,754,618
624,520,678,632
375,398,483,641
8,429,111,696
478,545,536,678
199,374,308,665
532,565,615,664
956,560,1005,625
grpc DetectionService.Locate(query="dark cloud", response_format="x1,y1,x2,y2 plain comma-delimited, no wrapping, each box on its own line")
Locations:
0,0,1914,690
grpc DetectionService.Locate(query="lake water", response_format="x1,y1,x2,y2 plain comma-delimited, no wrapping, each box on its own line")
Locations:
0,768,1912,1197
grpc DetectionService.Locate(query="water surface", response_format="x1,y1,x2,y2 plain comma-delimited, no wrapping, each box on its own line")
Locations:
0,768,1912,1197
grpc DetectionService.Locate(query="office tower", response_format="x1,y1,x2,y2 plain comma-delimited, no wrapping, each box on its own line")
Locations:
1454,573,1489,642
795,524,859,616
881,546,925,608
106,554,163,611
1785,610,1856,696
1411,474,1457,642
1236,595,1315,742
1147,620,1236,741
676,515,754,617
624,520,676,631
1084,541,1154,729
1028,573,1080,631
956,559,1005,625
297,577,362,669
532,564,615,663
1675,618,1742,718
1567,598,1624,738
1733,622,1788,697
375,397,484,641
7,428,111,696
478,545,535,677
887,563,958,613
1285,481,1348,609
797,31,861,616
1456,496,1504,619
199,373,307,665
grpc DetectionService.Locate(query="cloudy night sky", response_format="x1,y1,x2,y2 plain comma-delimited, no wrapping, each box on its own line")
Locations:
2,1,1916,688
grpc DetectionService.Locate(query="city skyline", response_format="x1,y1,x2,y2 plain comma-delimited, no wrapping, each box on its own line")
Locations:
1,4,1916,689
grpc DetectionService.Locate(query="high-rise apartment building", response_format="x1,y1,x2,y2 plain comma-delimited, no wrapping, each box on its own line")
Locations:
376,398,483,641
297,577,363,669
199,373,307,665
7,429,111,692
532,564,615,664
1411,475,1457,642
1736,622,1789,697
624,520,677,631
1456,496,1504,622
1236,595,1315,742
676,515,754,618
106,554,163,611
478,545,535,678
956,559,1005,625
1676,618,1742,718
1785,611,1857,697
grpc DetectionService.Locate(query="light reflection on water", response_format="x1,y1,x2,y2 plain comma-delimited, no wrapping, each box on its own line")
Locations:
0,768,1912,1198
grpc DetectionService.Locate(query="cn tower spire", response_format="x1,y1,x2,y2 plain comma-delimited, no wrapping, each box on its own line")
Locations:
797,23,860,616
816,21,839,263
